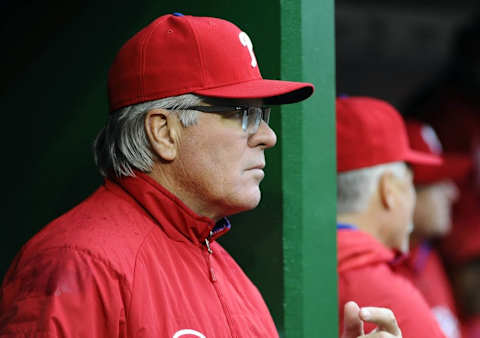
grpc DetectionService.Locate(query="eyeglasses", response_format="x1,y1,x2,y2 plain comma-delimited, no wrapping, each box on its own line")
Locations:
180,105,271,134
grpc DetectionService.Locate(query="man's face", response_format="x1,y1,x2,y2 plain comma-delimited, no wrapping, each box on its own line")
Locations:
388,167,416,253
172,100,277,220
413,181,459,238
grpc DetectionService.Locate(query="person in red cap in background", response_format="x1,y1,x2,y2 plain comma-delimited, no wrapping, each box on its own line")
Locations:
404,15,480,337
405,24,480,337
0,14,402,338
336,96,447,337
403,14,480,338
396,120,473,338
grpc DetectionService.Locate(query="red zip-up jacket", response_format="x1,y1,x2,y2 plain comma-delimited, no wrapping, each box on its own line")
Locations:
337,226,446,338
397,242,461,338
0,173,278,337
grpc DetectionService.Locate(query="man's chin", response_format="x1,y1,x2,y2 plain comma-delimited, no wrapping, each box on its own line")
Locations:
239,195,262,213
224,191,262,216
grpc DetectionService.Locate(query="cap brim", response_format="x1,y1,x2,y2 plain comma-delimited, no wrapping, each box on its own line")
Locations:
413,153,473,184
441,153,473,180
194,79,314,105
404,149,443,166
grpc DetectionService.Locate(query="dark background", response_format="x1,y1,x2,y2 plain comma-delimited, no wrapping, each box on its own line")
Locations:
336,0,479,109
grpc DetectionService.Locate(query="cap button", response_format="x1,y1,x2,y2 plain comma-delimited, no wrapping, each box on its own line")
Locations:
173,12,184,16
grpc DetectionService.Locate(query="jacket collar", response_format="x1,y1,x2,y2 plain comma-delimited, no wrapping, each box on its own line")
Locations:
337,227,406,273
105,172,231,246
403,240,432,274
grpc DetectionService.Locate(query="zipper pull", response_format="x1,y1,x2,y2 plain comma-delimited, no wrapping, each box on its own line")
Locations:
205,237,213,254
205,238,216,282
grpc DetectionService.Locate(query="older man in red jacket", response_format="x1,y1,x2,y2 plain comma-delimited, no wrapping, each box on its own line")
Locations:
336,96,447,337
0,14,401,338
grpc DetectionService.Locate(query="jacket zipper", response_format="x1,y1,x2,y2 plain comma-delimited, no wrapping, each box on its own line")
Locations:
203,234,236,337
204,237,217,282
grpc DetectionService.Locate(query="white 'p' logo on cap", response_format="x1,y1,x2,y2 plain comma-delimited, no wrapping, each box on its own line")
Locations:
421,125,443,155
239,32,257,68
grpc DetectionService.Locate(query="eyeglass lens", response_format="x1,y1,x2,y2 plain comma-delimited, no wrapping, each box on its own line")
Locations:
244,107,271,133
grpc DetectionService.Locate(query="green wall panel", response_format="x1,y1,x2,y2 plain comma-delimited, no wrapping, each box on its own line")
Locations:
281,0,337,336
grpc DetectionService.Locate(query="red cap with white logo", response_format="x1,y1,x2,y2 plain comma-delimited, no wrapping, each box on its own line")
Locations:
406,121,473,184
108,13,314,112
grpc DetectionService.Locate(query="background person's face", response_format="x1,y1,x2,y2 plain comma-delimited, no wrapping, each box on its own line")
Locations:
172,100,277,221
413,180,459,238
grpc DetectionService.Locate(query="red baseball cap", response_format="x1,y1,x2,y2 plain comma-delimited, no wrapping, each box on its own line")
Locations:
406,121,473,184
337,96,442,173
108,14,314,112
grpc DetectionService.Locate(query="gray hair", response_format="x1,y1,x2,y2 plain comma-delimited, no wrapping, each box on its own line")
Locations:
93,94,203,178
337,162,408,214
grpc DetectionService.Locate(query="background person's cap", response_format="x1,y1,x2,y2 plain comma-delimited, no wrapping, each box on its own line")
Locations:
108,14,314,112
337,96,442,173
406,121,472,184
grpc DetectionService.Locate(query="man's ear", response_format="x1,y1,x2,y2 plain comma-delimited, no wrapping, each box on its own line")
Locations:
144,109,180,161
379,172,396,210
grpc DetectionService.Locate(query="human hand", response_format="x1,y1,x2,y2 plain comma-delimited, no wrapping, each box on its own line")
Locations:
341,301,402,338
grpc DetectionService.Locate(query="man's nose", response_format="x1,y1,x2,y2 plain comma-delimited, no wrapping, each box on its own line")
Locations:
249,120,277,149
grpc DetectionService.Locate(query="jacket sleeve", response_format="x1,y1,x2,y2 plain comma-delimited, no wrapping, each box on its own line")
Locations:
0,247,129,337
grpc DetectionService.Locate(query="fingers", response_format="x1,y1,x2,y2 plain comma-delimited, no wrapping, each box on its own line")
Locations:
341,301,364,338
359,307,401,337
341,302,402,338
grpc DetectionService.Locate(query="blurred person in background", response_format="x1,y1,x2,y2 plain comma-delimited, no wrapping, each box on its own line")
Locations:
397,120,473,338
405,14,480,338
336,96,446,337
